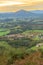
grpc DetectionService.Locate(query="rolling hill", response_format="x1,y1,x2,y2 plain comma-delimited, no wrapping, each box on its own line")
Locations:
0,10,43,19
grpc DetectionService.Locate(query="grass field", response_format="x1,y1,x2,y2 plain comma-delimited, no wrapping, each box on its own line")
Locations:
30,45,43,51
0,29,43,36
22,30,43,34
0,28,10,36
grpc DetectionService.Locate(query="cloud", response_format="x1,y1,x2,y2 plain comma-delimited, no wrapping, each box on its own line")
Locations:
0,0,43,12
0,1,24,6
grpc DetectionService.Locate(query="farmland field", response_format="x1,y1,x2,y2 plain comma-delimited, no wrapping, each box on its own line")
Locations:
0,29,10,36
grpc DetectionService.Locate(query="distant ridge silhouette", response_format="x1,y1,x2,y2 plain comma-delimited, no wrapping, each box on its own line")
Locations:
0,10,43,18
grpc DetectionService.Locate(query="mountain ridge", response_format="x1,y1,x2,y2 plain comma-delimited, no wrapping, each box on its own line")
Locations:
0,10,43,18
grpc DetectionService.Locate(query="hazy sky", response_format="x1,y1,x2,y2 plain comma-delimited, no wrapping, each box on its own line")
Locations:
0,0,43,12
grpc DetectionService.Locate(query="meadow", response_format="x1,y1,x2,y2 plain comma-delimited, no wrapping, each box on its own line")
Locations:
0,29,10,36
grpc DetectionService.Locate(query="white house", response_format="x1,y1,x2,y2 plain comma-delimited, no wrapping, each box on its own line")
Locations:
36,43,43,47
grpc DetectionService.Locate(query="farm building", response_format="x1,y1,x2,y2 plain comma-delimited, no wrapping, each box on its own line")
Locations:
36,43,43,47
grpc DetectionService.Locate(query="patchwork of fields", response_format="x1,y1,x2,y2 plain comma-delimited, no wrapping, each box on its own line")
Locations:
0,18,43,65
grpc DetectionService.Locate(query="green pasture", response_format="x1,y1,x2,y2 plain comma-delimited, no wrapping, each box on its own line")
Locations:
22,30,43,34
0,28,10,36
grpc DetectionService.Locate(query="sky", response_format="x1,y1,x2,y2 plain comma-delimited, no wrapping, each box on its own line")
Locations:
0,0,43,12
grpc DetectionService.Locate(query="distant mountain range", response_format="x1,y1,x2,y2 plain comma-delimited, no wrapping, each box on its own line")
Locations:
0,10,43,18
31,10,43,14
